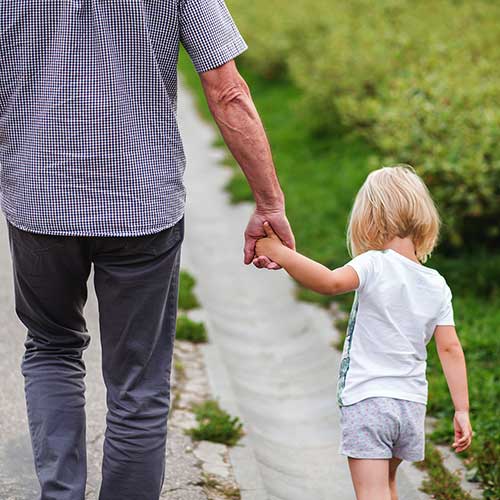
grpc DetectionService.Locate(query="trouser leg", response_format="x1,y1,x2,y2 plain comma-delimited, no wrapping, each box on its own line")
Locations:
92,218,183,500
7,221,92,500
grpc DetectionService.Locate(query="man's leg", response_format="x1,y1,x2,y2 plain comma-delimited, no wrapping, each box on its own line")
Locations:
7,221,92,500
92,219,184,500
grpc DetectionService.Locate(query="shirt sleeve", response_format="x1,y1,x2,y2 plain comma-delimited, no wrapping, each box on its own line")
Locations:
179,0,248,73
436,283,455,326
344,251,378,291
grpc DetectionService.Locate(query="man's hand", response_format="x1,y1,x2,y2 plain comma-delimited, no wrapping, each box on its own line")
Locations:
255,221,288,264
244,209,295,270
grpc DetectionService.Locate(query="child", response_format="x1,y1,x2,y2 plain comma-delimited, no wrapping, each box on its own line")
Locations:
255,164,472,500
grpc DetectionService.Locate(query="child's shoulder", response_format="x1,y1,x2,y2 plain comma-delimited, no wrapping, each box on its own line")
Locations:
347,249,388,272
345,250,386,289
348,249,383,264
347,249,452,293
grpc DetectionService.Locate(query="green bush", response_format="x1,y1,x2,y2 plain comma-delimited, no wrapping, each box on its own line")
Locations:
227,0,325,80
179,270,200,311
187,400,244,446
228,0,500,247
176,315,208,343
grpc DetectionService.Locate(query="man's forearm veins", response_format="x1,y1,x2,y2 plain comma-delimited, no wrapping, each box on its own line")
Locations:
205,75,284,210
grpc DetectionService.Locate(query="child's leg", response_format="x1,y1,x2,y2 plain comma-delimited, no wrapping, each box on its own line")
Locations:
348,458,391,500
388,458,402,500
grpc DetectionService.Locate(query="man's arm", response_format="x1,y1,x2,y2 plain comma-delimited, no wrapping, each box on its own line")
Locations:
199,60,295,268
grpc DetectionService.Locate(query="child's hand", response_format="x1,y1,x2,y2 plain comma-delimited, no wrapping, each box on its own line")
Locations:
255,222,287,264
452,410,473,452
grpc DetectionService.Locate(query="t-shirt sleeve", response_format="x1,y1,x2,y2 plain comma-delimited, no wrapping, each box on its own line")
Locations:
345,251,378,291
179,0,248,73
436,283,455,326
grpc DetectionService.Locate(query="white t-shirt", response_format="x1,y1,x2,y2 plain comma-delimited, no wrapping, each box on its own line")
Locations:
336,248,455,407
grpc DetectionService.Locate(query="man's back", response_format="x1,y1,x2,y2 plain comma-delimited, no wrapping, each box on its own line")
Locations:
0,0,247,237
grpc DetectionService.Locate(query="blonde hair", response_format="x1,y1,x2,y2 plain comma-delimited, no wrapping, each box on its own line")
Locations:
347,164,440,263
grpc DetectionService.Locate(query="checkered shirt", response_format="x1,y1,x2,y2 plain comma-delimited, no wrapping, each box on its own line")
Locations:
0,0,247,236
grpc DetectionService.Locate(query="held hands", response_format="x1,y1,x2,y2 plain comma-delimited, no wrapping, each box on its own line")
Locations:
244,209,294,270
255,222,287,265
452,411,473,453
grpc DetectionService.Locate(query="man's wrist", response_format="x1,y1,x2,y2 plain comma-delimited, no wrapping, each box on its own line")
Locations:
255,193,285,214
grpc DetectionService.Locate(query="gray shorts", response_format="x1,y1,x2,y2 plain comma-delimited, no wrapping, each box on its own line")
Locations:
339,397,426,462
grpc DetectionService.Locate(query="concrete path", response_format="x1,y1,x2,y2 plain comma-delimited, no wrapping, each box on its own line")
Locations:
177,80,429,500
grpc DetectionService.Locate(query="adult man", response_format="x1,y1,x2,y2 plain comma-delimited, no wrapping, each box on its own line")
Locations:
0,1,294,499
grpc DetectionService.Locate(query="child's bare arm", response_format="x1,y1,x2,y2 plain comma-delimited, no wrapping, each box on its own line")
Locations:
255,222,359,295
434,325,473,452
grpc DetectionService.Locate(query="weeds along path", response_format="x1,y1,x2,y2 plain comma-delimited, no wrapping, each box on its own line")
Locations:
177,81,429,500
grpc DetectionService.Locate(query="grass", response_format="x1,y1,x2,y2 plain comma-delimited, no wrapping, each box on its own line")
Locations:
176,315,208,343
415,441,473,500
177,269,208,343
179,48,499,498
202,474,241,500
171,357,185,410
186,400,244,447
179,270,200,311
174,359,186,381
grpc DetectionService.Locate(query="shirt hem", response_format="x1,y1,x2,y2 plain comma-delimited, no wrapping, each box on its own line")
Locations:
339,390,427,407
2,211,185,237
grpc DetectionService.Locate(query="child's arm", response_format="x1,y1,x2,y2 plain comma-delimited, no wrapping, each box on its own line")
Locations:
434,325,473,453
255,222,359,295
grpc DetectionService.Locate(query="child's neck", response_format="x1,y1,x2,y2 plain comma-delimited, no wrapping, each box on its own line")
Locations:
383,237,420,264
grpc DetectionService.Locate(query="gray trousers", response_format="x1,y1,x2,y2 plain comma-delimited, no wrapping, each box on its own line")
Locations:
6,216,184,500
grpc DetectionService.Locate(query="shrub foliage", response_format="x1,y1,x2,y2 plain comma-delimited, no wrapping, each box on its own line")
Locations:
176,315,208,343
228,0,500,247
